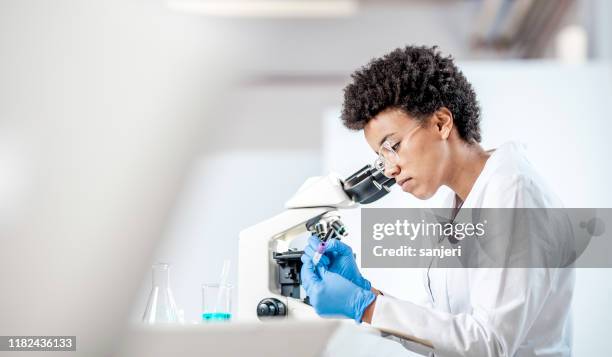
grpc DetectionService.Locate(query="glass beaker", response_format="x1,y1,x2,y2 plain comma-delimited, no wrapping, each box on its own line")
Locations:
142,263,179,324
202,283,233,322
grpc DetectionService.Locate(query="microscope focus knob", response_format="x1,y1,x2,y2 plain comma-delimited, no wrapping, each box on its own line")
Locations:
257,298,286,319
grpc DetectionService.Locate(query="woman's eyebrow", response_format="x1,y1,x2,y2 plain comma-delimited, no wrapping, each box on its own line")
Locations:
378,133,395,147
375,132,395,155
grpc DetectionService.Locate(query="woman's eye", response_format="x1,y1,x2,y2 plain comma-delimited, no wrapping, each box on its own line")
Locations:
392,142,401,151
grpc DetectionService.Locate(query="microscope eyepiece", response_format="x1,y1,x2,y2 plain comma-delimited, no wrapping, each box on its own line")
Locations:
342,165,395,204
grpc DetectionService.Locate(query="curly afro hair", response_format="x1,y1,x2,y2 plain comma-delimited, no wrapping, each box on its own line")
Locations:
341,45,481,143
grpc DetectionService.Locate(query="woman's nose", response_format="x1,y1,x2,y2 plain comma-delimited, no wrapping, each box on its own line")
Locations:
384,163,400,178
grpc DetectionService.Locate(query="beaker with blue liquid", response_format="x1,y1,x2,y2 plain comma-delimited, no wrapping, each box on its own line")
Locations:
202,282,233,322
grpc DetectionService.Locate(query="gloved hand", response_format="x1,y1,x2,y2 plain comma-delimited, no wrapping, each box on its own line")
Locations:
300,255,375,322
303,235,371,291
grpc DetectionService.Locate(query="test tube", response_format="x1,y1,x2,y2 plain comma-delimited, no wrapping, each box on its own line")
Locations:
312,241,327,266
312,230,333,266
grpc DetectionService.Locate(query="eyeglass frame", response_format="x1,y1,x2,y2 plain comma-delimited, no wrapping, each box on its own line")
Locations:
373,123,423,177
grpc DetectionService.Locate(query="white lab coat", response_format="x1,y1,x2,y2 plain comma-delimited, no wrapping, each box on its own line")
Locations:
370,142,574,357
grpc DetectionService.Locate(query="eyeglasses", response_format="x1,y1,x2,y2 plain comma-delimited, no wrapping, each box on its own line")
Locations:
373,141,400,178
373,124,422,178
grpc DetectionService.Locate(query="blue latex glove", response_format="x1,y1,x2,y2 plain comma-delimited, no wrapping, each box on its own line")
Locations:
303,235,371,291
300,254,375,322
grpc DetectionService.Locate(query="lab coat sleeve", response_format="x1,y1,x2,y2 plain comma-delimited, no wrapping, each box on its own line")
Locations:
370,268,557,357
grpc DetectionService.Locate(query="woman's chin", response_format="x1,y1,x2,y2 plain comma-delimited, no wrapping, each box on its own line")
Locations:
408,185,436,200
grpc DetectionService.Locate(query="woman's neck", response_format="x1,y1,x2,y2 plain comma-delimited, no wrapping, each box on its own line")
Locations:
446,142,491,202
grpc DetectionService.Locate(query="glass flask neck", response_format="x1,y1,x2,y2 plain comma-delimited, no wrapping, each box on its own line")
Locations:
152,263,170,289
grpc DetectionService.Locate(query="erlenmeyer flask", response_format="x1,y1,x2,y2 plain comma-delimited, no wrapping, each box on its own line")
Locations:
142,263,179,324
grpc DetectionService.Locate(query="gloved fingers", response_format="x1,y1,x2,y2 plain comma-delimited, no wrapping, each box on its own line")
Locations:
309,236,349,259
315,261,328,277
308,234,321,248
324,238,353,256
318,254,330,267
307,236,326,255
300,250,311,264
304,244,315,257
303,246,330,270
300,257,321,291
308,235,335,252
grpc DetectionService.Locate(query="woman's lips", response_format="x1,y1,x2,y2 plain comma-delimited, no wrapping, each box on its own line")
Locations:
398,177,413,190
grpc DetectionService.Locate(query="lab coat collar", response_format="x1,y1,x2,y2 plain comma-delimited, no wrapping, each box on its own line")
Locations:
447,141,527,209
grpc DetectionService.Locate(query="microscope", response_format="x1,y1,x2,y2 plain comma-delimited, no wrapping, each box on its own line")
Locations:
237,165,395,320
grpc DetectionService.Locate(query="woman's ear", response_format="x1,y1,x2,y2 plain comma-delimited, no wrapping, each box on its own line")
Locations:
434,108,453,140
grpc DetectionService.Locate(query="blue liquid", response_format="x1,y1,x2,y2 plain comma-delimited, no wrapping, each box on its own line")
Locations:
202,312,232,322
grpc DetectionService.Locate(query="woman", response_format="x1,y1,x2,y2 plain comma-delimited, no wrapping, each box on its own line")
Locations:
300,46,574,356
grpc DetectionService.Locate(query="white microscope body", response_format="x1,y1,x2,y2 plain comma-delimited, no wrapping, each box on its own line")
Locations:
237,165,395,321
